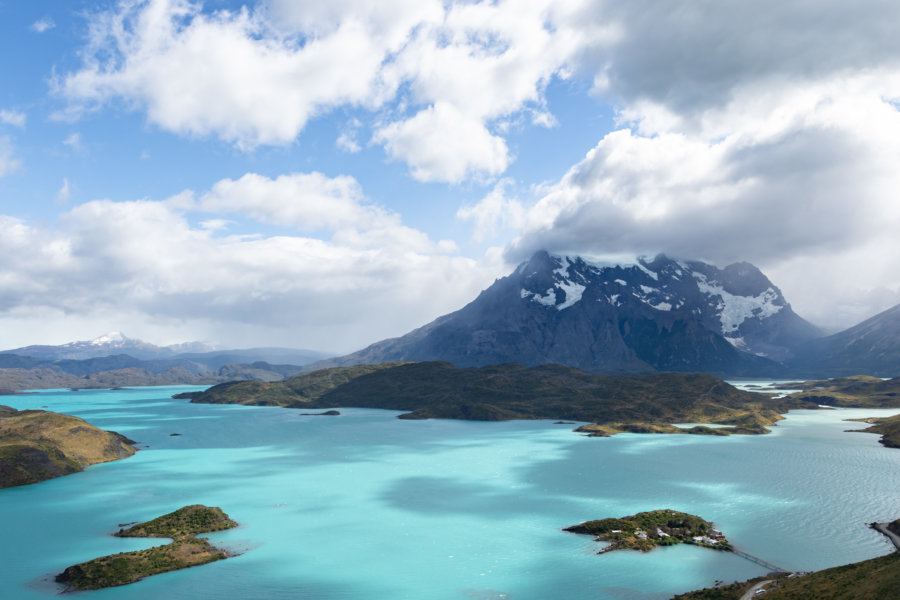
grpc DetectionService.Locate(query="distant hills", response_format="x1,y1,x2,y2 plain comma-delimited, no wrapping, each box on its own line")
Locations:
0,334,333,393
787,303,900,377
1,332,330,365
307,251,839,377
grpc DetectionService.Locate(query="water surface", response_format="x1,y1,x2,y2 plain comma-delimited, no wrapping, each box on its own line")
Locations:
2,386,898,599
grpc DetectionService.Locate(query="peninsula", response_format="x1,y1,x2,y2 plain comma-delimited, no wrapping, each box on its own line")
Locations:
0,406,136,488
177,362,819,435
564,509,730,553
778,375,900,408
846,414,900,449
56,505,238,591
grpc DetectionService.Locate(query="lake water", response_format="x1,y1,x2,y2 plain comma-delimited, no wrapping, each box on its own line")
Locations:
2,386,899,600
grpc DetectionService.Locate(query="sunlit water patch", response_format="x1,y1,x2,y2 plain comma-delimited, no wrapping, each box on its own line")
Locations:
1,386,898,599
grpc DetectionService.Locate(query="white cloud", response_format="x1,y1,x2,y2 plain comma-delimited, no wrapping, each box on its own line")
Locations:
0,174,500,351
0,109,26,127
63,132,83,151
0,136,22,176
56,178,71,204
30,18,56,33
457,178,526,242
508,70,900,329
57,0,596,180
375,103,510,183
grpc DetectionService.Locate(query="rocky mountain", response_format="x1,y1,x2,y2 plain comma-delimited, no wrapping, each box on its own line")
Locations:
788,303,900,377
309,251,822,376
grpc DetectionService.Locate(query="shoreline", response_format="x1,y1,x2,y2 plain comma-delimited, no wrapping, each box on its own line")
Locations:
870,522,900,551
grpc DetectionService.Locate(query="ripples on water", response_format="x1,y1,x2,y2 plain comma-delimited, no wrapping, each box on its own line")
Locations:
1,386,898,600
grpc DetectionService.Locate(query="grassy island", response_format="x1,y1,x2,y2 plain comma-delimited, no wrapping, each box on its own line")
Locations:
56,505,237,591
0,406,136,488
178,362,817,436
564,509,730,553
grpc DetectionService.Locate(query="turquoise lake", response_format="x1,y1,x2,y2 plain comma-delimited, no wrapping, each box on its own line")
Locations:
2,386,899,600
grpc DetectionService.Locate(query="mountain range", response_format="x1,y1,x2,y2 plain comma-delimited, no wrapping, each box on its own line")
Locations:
307,251,841,377
4,251,898,386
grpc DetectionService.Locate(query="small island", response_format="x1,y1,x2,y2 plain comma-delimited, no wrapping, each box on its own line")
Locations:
56,505,238,591
564,509,730,553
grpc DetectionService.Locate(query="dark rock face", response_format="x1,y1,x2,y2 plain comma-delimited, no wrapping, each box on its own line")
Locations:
314,251,821,376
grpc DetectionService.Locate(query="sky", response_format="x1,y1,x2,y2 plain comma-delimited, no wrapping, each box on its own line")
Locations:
2,0,900,353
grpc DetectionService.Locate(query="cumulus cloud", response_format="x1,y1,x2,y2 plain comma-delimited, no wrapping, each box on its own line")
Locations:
0,174,498,351
375,103,511,183
57,0,595,180
508,68,900,328
457,178,526,243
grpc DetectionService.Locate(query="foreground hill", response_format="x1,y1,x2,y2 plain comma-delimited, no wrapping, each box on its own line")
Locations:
0,406,136,488
788,303,900,377
307,252,820,377
180,362,817,432
672,550,900,599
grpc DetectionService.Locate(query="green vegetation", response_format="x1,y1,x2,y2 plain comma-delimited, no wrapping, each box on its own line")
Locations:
670,577,778,600
672,552,900,600
778,375,900,408
180,362,818,435
846,413,900,449
116,505,237,540
56,505,238,591
0,407,135,488
565,510,730,553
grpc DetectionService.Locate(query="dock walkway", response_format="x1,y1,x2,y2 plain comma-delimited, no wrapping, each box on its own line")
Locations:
731,548,788,573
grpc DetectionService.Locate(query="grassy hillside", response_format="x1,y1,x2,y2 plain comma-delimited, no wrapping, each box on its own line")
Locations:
847,413,900,449
780,375,900,407
181,362,818,433
0,407,136,488
672,551,900,600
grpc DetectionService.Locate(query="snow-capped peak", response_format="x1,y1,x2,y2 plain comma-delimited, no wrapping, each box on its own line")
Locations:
91,331,128,345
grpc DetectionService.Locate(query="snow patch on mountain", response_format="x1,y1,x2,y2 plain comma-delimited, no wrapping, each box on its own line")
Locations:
693,274,784,335
521,288,557,307
636,260,659,281
89,332,127,346
557,281,586,310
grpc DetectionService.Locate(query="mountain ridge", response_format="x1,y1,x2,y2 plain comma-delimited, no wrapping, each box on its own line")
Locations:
304,251,822,377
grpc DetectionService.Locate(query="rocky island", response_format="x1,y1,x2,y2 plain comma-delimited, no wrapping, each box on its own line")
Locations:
56,505,238,591
177,362,819,436
564,510,730,553
0,406,136,488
